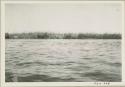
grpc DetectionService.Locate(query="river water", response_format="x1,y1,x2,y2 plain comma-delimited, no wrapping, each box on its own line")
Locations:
5,39,121,82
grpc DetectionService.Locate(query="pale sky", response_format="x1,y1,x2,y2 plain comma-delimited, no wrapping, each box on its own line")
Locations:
5,2,122,33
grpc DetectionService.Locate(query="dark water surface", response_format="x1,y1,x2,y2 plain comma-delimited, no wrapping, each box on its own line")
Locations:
5,39,121,82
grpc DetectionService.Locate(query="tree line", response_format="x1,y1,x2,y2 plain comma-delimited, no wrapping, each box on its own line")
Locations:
5,32,121,39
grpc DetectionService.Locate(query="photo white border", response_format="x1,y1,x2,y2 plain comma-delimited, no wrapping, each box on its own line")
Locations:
1,0,125,87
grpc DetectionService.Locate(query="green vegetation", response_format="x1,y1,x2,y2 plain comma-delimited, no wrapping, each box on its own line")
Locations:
5,32,121,39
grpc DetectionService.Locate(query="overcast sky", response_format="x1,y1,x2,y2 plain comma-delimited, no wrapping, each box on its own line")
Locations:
5,2,122,33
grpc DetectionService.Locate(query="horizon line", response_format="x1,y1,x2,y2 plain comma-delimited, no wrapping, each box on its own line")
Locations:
5,32,122,34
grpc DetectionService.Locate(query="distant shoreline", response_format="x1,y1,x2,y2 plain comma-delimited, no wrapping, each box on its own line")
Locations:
5,32,121,39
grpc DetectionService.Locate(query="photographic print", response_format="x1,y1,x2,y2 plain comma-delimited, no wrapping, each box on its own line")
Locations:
3,1,123,83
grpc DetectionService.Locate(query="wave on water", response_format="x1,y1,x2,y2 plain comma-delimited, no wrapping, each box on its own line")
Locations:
5,39,121,82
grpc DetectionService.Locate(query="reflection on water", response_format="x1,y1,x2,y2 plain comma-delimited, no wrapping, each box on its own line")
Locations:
5,39,121,82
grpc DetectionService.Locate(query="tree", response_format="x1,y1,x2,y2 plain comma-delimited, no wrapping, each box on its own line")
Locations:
5,33,10,39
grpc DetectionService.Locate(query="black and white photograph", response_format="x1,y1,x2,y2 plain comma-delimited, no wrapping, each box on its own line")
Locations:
3,1,123,83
